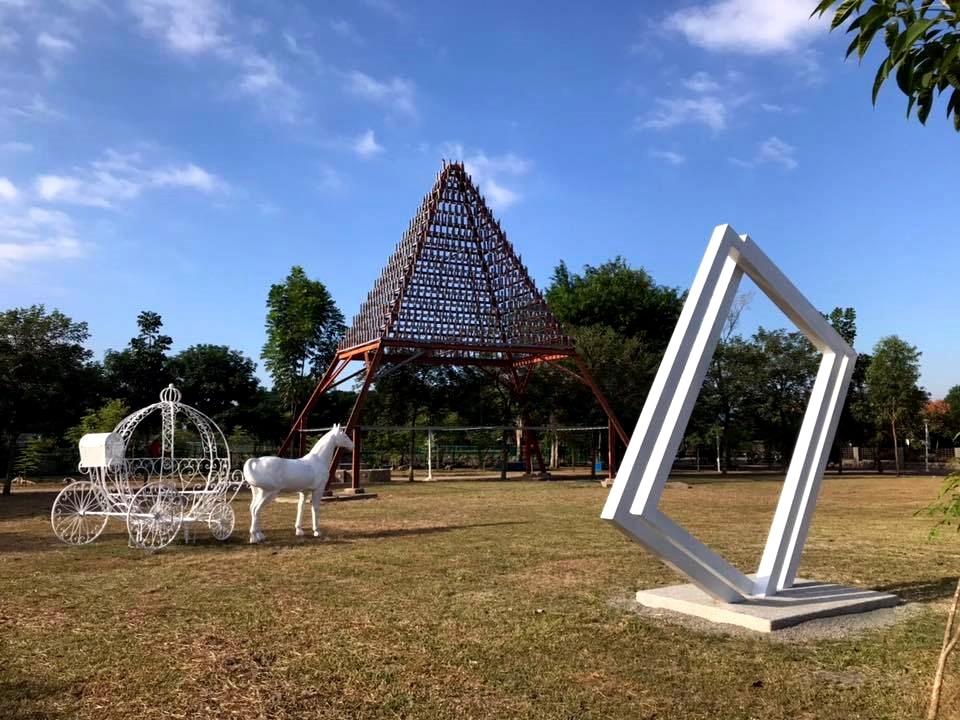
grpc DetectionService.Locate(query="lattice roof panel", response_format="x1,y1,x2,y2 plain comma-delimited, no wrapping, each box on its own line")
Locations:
339,162,573,363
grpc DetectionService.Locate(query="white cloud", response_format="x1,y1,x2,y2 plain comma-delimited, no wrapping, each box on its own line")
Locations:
757,136,797,169
235,52,302,122
344,70,416,117
731,136,797,170
650,149,686,166
361,0,404,20
640,96,729,131
351,129,383,158
0,28,19,51
443,143,531,210
0,177,18,201
760,102,783,113
151,163,225,191
130,0,302,122
683,71,720,94
34,150,227,208
330,18,362,43
4,94,61,121
0,206,87,273
129,0,229,55
36,31,76,78
664,0,824,54
319,163,344,193
36,32,74,53
0,141,32,152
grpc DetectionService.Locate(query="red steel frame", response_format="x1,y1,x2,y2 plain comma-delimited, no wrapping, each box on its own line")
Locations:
278,162,628,488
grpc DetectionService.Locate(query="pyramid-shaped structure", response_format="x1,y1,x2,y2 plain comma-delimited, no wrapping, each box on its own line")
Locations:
339,161,573,364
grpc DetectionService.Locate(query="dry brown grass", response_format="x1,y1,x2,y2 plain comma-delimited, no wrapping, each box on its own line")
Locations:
0,473,957,719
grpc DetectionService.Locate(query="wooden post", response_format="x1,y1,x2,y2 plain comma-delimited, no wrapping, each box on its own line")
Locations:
607,419,615,480
351,426,362,493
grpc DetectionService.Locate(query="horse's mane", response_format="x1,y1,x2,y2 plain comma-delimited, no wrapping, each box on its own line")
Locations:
305,425,342,457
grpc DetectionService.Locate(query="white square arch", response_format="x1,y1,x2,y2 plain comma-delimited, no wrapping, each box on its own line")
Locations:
601,225,856,602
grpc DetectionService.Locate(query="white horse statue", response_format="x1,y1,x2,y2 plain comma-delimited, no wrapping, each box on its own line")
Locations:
243,424,355,544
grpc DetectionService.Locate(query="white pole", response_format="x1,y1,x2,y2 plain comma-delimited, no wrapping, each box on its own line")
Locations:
715,427,721,473
425,428,432,480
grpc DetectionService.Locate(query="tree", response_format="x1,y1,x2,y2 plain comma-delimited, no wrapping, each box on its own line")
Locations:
262,266,346,418
0,306,98,494
865,335,926,475
65,399,131,445
546,258,684,349
169,344,261,432
747,329,819,464
944,385,960,437
544,258,685,444
815,0,960,130
103,310,174,409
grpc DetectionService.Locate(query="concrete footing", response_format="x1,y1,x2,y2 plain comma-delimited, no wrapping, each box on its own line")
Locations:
635,579,900,632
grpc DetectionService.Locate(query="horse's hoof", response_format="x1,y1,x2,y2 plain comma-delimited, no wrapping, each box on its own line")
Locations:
313,530,322,538
295,528,305,537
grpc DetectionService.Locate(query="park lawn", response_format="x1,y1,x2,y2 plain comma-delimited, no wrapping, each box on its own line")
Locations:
0,474,957,720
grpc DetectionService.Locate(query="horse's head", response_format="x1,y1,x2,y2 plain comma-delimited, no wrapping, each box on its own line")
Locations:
330,423,355,451
305,424,354,457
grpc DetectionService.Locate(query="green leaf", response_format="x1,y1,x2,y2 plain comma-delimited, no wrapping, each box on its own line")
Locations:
917,89,934,122
892,18,937,62
829,0,863,30
872,57,893,103
896,56,915,95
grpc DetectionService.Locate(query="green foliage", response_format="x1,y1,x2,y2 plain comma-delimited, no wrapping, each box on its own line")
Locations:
827,307,858,346
814,0,960,129
542,258,684,431
546,258,684,345
943,385,960,436
925,467,960,537
65,399,131,445
103,310,174,409
0,305,98,493
865,335,927,473
748,329,820,462
262,266,346,417
13,436,58,479
168,344,261,431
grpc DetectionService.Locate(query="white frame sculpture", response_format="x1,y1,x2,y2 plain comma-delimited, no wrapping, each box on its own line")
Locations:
601,225,856,603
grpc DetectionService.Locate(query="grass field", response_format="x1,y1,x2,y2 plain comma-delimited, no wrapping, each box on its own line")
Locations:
1,473,957,719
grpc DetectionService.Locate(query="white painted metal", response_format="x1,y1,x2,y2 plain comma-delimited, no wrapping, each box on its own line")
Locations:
78,433,125,469
601,225,856,602
50,385,238,551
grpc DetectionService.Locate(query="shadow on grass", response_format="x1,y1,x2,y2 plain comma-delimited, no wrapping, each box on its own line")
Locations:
240,520,529,549
0,521,528,556
0,489,59,522
0,672,71,720
875,576,959,603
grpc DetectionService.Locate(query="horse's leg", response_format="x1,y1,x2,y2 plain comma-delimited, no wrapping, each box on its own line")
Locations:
249,486,263,543
311,487,323,537
295,492,307,536
257,490,280,542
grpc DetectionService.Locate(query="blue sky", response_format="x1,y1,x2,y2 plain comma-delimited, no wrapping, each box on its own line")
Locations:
1,0,957,399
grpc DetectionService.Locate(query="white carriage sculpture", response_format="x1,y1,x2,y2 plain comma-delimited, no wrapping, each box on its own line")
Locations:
50,385,242,551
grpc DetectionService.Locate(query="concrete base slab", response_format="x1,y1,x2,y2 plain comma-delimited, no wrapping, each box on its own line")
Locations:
276,492,377,504
635,579,900,632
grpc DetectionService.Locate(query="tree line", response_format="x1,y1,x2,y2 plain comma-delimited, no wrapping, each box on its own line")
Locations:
1,258,952,494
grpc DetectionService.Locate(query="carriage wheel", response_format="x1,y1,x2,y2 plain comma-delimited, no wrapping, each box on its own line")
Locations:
126,481,183,551
208,502,235,541
51,481,108,545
